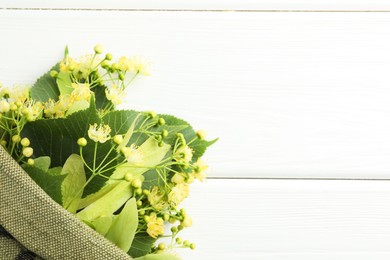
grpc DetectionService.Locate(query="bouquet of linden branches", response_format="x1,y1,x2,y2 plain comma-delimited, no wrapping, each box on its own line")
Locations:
0,46,216,259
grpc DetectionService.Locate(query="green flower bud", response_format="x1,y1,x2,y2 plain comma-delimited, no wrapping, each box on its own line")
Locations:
111,63,119,70
161,130,168,138
22,147,33,158
94,44,103,54
158,243,166,250
20,137,30,147
11,135,21,143
105,53,113,61
147,111,156,118
27,158,34,166
50,70,58,78
132,179,142,189
118,73,125,81
158,118,165,126
124,173,134,182
113,135,123,145
0,140,7,147
175,237,182,244
77,137,87,147
183,240,190,247
171,226,178,233
196,129,207,140
136,200,142,207
190,243,196,250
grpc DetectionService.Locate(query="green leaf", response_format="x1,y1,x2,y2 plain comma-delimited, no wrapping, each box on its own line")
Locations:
56,71,73,96
23,166,67,204
61,154,86,214
33,156,51,172
134,254,182,260
160,114,216,160
127,233,156,258
30,63,60,102
106,198,138,252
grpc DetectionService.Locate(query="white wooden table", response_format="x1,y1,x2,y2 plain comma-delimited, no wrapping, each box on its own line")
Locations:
1,1,390,259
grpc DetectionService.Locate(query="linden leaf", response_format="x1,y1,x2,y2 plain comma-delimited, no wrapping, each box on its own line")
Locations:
61,154,86,214
127,233,156,258
30,63,60,102
23,166,67,205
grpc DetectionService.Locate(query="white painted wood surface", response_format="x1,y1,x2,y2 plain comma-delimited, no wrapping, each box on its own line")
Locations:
2,4,390,260
2,0,390,11
1,10,390,178
180,179,390,260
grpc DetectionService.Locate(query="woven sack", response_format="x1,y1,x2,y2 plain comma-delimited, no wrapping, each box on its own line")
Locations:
0,146,132,260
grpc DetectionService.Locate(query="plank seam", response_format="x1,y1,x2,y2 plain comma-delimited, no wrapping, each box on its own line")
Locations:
1,8,390,12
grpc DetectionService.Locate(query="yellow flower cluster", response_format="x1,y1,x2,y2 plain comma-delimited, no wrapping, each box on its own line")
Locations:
117,56,151,76
146,213,165,238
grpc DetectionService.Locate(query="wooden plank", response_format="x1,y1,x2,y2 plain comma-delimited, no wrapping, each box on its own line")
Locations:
179,179,390,259
1,11,390,178
2,0,390,11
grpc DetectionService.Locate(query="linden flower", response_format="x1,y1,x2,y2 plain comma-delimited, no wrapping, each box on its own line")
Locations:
60,57,77,72
168,183,189,207
118,56,151,76
174,145,193,163
70,83,91,102
0,100,10,113
53,95,73,118
105,85,124,105
21,101,43,122
148,187,167,211
74,55,102,79
88,123,111,143
9,85,30,104
0,86,10,98
146,213,165,238
192,159,208,182
122,144,144,165
43,99,56,118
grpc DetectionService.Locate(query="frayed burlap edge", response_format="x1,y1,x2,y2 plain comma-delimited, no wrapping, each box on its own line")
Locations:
0,146,132,260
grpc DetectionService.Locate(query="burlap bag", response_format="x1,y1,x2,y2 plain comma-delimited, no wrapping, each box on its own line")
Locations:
0,146,132,260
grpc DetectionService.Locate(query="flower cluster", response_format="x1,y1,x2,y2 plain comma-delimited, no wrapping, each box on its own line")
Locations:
0,46,215,259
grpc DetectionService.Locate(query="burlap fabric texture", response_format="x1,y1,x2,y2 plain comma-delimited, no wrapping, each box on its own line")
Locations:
0,146,132,260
